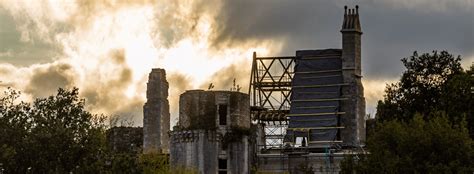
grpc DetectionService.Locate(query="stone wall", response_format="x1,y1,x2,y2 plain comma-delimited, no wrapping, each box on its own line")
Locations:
169,130,220,173
177,90,250,130
256,152,347,174
170,90,252,174
143,68,170,153
106,126,143,154
170,130,252,174
340,6,366,146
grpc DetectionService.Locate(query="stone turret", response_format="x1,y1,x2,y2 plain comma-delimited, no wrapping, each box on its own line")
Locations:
341,5,362,75
340,5,366,146
170,90,252,174
143,68,170,153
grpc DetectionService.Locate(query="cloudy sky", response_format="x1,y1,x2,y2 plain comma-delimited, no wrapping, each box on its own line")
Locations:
0,0,472,126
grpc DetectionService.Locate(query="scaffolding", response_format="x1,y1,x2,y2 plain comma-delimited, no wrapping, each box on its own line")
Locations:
249,49,348,150
249,52,294,149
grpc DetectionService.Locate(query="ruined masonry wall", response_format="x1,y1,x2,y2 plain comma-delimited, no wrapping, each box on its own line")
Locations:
171,90,251,174
143,68,170,153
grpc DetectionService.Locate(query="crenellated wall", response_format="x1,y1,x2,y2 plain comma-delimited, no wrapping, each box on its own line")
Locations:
177,90,250,130
170,90,252,174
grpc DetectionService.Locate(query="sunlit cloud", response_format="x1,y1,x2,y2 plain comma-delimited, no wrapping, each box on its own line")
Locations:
0,0,281,126
362,78,398,117
0,0,471,126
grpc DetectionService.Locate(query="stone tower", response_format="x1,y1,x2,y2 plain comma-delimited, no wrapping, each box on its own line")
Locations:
170,90,252,174
340,5,366,146
143,68,170,153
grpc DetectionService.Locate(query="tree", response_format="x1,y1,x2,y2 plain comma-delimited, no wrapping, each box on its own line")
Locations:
376,51,473,136
345,51,474,173
441,65,474,137
0,87,194,173
341,114,474,173
0,88,108,173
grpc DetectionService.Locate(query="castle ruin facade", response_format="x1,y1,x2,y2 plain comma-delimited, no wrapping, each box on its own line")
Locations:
250,6,366,172
170,90,253,174
136,5,366,173
143,68,170,153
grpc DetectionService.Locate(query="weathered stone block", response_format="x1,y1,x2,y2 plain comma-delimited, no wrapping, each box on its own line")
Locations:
143,68,170,153
171,90,252,174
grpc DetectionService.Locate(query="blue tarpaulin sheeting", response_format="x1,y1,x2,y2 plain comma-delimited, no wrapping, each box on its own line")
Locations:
286,49,343,142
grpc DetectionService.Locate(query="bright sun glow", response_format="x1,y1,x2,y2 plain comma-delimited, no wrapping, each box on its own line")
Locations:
0,0,280,124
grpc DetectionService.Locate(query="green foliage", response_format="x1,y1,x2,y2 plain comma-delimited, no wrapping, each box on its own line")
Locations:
101,152,197,174
350,51,474,173
138,153,197,174
139,153,169,174
0,87,108,173
339,155,357,174
441,65,474,137
376,50,462,120
107,152,142,174
0,87,197,173
139,153,194,174
376,50,473,136
87,148,200,174
365,118,376,139
341,114,474,173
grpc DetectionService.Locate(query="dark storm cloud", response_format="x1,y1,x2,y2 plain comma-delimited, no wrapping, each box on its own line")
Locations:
211,0,341,53
361,2,474,78
210,0,474,79
108,100,144,127
82,49,134,110
167,72,192,123
1,0,472,125
79,48,145,126
168,73,192,92
151,0,212,48
25,63,76,98
199,61,250,92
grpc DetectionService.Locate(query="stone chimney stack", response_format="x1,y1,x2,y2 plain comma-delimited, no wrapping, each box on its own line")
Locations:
341,5,362,75
143,68,170,153
340,5,366,146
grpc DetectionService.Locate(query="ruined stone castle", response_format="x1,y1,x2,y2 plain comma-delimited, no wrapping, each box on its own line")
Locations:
143,68,170,153
170,90,253,174
138,5,366,173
